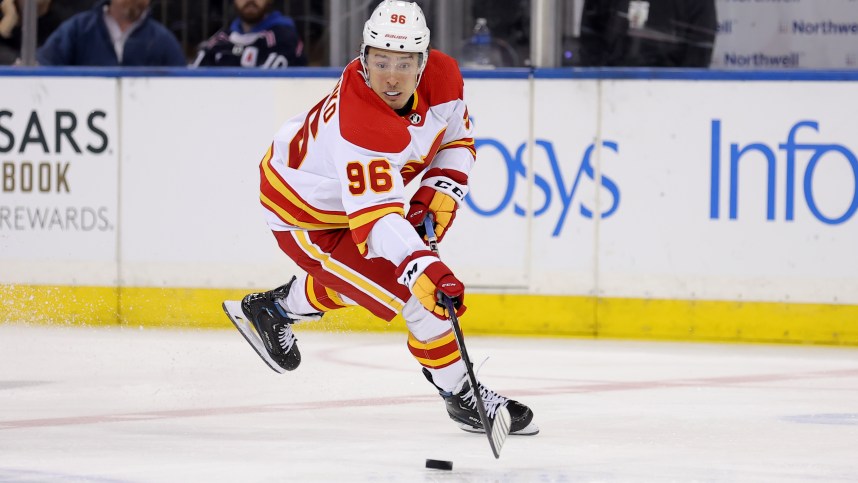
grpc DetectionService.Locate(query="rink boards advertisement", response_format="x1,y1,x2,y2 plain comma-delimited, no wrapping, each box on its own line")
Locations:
713,0,858,69
0,78,118,298
0,71,855,342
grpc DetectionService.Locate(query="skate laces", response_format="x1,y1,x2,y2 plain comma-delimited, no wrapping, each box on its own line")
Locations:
270,296,318,353
461,381,508,418
277,324,297,352
459,358,508,419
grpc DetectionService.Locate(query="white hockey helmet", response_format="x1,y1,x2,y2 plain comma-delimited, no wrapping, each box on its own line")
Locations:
360,0,431,74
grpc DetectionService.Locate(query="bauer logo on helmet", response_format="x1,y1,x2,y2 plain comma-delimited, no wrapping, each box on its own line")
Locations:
360,0,431,81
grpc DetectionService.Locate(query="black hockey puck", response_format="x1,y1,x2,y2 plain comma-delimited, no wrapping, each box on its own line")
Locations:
425,459,453,471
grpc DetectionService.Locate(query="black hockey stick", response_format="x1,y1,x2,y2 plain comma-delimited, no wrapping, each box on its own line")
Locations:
422,216,510,459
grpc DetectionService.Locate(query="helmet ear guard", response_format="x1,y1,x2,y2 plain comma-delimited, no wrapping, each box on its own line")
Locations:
360,0,431,76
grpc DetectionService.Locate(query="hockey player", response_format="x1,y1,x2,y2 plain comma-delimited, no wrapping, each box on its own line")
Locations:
235,0,538,436
192,0,306,68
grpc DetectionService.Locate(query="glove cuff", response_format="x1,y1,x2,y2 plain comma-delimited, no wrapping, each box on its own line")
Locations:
394,250,439,289
419,169,468,205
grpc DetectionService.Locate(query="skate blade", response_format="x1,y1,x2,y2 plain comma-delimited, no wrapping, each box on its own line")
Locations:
458,420,540,436
222,300,287,374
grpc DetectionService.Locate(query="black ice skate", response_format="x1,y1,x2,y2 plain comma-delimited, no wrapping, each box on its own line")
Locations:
423,368,539,436
223,277,321,374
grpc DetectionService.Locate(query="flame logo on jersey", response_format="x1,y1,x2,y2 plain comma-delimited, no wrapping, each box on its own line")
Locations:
400,128,447,184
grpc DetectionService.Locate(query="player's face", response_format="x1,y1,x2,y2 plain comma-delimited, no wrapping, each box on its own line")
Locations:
235,0,271,25
365,47,420,111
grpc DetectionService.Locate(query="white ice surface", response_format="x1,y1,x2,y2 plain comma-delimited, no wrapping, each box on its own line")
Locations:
1,323,857,482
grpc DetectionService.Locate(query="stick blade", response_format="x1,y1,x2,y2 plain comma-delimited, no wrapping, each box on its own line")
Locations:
488,405,512,458
222,301,286,374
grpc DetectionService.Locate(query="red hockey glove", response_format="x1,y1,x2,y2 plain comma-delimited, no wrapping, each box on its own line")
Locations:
405,168,468,243
395,250,466,319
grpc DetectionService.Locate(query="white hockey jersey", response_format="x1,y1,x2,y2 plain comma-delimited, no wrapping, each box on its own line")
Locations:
259,50,476,256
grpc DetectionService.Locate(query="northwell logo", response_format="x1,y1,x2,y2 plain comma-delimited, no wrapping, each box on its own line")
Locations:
723,52,800,68
787,20,858,35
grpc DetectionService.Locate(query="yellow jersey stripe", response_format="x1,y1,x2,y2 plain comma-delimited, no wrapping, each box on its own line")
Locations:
348,205,405,231
261,157,349,224
305,274,329,312
439,139,475,150
293,231,404,313
260,193,346,230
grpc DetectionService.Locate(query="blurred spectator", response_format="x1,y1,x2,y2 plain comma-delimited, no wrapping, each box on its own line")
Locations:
192,0,306,68
0,0,64,64
37,0,186,66
579,0,717,67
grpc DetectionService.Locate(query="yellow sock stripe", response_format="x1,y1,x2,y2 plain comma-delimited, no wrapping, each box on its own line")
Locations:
411,350,461,369
407,331,461,368
292,231,404,313
407,330,456,350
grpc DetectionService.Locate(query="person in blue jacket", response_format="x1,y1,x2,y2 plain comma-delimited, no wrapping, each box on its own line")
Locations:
192,0,307,68
37,0,185,66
